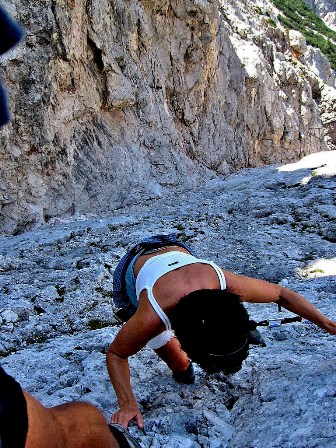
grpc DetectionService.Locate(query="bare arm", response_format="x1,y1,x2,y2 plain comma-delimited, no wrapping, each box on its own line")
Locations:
106,349,143,429
107,298,165,428
277,286,336,334
224,270,336,334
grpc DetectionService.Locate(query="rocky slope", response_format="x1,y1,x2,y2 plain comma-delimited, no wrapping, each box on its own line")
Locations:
1,151,335,447
0,0,335,234
305,0,336,30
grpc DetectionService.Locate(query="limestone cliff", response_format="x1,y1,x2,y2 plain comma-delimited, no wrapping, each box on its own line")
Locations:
0,0,335,234
305,0,336,30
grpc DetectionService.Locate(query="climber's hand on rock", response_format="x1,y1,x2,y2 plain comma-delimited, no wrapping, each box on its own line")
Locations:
323,319,336,335
111,405,144,429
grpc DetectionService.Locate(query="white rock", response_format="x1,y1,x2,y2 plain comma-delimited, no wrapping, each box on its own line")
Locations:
289,30,307,55
1,309,19,323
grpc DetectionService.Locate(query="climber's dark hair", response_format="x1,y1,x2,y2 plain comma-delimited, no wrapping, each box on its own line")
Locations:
169,289,250,374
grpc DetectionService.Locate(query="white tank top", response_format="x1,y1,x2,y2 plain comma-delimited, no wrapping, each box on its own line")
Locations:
136,251,226,331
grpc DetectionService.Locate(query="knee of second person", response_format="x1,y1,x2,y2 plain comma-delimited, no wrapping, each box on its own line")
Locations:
50,401,107,429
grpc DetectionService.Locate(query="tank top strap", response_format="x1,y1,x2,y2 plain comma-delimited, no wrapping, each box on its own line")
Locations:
200,260,226,290
136,253,226,332
147,290,172,331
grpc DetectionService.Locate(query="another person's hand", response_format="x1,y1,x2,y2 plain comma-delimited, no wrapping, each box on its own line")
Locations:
111,405,144,429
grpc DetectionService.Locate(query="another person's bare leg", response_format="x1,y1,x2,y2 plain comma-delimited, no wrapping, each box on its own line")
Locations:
24,391,118,448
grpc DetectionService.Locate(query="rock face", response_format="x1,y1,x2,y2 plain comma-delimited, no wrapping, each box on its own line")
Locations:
305,0,336,30
0,0,335,235
288,30,308,55
1,151,335,447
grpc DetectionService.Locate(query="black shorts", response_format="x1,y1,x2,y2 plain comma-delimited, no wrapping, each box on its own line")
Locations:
0,365,28,448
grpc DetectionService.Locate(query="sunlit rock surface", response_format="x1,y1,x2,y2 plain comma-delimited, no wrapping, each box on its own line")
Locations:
1,152,335,447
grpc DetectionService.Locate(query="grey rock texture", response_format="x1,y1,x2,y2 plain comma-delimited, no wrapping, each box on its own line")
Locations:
301,0,336,87
0,0,335,234
1,151,335,447
305,0,336,30
319,84,336,151
304,46,336,88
